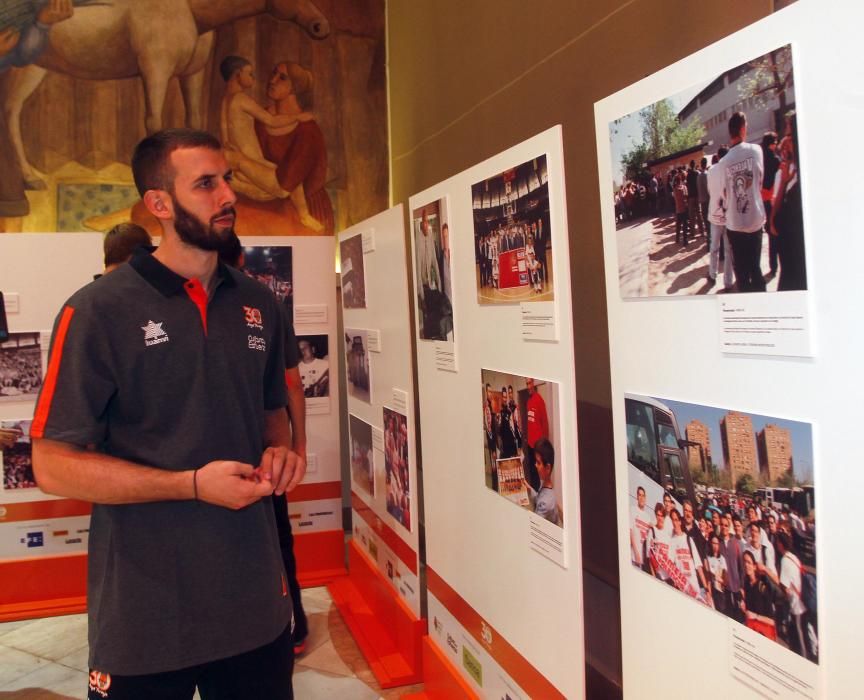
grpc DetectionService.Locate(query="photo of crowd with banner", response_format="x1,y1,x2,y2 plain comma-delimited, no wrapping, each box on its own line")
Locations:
0,332,43,402
608,44,806,298
481,370,562,527
625,393,817,663
383,407,411,531
472,155,553,304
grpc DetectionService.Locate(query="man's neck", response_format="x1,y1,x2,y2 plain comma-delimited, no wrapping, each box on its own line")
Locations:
730,135,745,146
153,229,219,293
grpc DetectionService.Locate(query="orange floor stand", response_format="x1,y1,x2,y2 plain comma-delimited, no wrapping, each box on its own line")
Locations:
402,636,480,700
327,540,425,688
294,529,348,587
0,554,87,622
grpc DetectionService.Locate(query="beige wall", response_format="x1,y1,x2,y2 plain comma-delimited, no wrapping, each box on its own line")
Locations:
388,0,776,687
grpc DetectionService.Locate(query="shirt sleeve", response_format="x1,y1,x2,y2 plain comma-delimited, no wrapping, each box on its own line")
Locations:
30,302,116,446
262,295,288,410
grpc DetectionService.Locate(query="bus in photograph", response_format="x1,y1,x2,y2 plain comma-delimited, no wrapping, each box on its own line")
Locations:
625,394,697,510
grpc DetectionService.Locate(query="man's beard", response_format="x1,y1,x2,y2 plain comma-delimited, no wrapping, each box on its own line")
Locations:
173,198,236,252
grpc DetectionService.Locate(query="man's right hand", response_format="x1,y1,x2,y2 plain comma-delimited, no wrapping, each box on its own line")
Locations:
194,460,274,510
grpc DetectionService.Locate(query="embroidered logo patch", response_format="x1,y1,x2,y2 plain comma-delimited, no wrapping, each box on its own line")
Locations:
88,669,112,697
243,305,264,330
141,320,169,347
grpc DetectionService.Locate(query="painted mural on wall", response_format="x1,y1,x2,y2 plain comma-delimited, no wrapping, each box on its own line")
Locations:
0,0,387,235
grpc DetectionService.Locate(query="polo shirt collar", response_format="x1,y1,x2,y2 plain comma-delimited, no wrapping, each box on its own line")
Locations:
130,247,237,297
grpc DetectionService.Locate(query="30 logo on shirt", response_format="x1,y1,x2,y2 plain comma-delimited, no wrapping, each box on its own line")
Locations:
243,306,264,330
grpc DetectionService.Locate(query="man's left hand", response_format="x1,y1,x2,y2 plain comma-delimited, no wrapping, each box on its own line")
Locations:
256,445,302,495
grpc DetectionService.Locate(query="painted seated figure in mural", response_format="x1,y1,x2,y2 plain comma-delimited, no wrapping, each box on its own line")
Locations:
254,61,332,234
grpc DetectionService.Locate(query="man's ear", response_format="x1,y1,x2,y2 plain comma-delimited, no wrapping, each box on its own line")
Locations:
142,190,173,220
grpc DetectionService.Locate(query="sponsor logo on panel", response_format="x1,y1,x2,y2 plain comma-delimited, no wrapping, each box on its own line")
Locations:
462,646,483,686
23,531,43,547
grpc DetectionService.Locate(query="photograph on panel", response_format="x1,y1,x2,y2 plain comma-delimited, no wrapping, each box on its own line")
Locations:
348,414,375,497
625,394,817,663
1,420,35,490
412,198,454,342
344,328,372,403
297,334,329,398
608,45,806,297
383,407,411,531
240,245,294,320
0,332,43,402
472,155,553,304
339,233,367,309
481,370,562,527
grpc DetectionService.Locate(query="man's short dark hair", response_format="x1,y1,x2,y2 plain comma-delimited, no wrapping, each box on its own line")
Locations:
776,530,792,551
104,223,152,267
636,486,646,497
219,55,251,83
131,129,222,197
728,111,747,138
717,146,729,159
534,437,555,470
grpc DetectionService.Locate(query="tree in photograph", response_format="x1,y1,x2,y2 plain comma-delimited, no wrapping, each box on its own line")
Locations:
775,468,796,489
738,44,794,131
736,473,757,496
620,98,706,181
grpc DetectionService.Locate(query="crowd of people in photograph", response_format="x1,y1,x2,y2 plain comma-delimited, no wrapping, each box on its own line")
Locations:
383,411,410,530
2,444,36,489
614,110,806,293
630,486,817,661
0,346,42,398
475,216,547,293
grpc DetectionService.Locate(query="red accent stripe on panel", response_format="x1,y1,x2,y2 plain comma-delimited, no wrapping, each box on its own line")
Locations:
291,480,342,502
0,499,92,523
351,492,417,575
183,278,208,334
30,306,76,438
426,567,566,699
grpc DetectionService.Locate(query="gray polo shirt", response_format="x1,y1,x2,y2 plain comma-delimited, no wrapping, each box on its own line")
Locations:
31,250,292,675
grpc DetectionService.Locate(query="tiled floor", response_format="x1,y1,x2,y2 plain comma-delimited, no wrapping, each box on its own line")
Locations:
0,587,422,699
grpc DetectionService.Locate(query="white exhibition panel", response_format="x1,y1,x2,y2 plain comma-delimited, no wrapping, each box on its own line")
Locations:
240,236,340,516
338,206,421,616
595,2,860,698
0,233,103,510
410,126,584,698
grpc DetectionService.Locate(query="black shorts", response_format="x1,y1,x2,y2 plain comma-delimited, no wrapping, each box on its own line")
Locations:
87,625,294,700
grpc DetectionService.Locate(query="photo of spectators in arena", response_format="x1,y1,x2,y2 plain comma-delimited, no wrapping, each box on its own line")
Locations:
297,335,329,398
1,420,35,490
412,198,454,342
339,233,367,309
0,332,43,402
608,45,806,297
481,369,562,527
626,393,817,663
240,245,293,320
344,328,371,403
472,155,553,304
383,407,410,531
349,414,374,497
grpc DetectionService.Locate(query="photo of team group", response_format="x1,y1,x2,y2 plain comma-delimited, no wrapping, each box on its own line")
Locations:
297,335,329,398
383,407,410,531
349,414,374,497
344,328,372,403
1,420,34,490
0,332,43,402
241,246,294,319
412,198,454,342
608,45,806,297
626,393,817,662
481,369,562,527
472,155,553,304
340,233,367,309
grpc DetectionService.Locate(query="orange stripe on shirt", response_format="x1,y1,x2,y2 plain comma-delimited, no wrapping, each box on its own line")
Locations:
30,306,76,439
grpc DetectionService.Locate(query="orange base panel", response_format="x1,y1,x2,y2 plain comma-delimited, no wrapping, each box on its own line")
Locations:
0,554,88,622
294,529,348,588
403,636,480,700
327,540,425,688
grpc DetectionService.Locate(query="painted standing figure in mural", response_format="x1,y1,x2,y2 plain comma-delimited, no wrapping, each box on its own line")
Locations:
255,61,332,233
